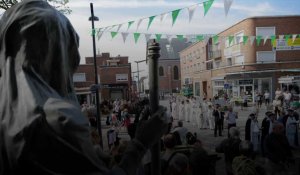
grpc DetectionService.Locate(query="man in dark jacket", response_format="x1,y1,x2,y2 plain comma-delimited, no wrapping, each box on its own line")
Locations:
213,104,224,137
216,127,241,175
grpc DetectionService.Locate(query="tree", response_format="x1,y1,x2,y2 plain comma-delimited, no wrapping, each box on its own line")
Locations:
0,0,71,14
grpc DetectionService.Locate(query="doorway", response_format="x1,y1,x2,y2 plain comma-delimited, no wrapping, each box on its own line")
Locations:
239,85,253,102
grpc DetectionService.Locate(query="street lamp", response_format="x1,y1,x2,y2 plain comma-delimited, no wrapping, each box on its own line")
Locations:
89,3,103,148
135,60,146,98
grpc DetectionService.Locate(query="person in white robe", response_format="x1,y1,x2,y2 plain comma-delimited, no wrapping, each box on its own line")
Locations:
286,114,299,147
185,99,191,122
171,100,178,120
250,116,260,152
207,104,214,130
179,100,185,121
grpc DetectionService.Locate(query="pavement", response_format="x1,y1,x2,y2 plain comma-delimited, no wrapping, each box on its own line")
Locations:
99,99,300,175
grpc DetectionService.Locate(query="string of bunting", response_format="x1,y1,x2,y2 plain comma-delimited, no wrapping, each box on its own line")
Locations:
95,30,300,47
95,0,234,33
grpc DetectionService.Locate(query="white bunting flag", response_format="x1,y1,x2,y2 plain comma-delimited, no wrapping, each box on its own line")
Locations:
224,0,233,16
145,34,152,42
250,36,256,46
292,34,298,43
279,35,284,40
263,35,269,45
188,5,198,22
204,35,210,45
97,31,103,41
121,32,129,43
160,13,168,23
136,19,143,31
116,24,122,32
166,34,173,43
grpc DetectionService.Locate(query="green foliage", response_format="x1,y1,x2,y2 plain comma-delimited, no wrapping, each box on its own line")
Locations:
0,0,71,14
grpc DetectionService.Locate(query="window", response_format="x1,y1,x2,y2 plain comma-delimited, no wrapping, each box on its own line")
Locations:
214,61,221,68
235,31,244,44
227,58,232,66
73,73,86,82
256,27,275,36
159,66,164,76
206,61,213,70
256,51,276,63
173,66,179,80
195,82,200,96
235,55,244,65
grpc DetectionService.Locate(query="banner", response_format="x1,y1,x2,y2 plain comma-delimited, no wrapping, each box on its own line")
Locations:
203,0,214,16
172,9,181,26
134,33,141,43
274,38,300,50
224,0,233,16
147,16,156,30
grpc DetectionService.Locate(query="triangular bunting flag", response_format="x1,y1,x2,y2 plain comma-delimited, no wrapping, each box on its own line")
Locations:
279,35,284,40
236,36,242,44
145,34,152,42
250,36,255,46
203,0,214,16
213,35,219,44
166,34,173,43
270,35,276,47
285,34,291,43
204,35,210,45
172,9,181,26
116,24,122,32
155,34,162,42
292,34,298,43
97,31,103,41
136,19,143,31
134,33,141,43
228,36,234,46
176,35,184,41
121,32,129,43
160,13,168,23
188,5,198,22
263,35,269,45
147,16,156,30
243,36,248,45
186,35,194,43
256,36,262,46
224,0,233,16
196,35,204,42
111,31,118,39
127,21,134,30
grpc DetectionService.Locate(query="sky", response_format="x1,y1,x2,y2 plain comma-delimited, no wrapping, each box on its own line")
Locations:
1,0,300,78
65,0,300,77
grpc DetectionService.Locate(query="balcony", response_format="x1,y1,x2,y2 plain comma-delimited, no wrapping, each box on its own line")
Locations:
209,50,222,59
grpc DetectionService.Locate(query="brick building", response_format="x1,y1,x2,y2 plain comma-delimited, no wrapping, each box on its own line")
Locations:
179,40,211,98
180,16,300,101
73,53,132,104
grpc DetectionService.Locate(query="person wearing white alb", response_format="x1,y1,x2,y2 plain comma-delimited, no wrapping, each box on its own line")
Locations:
283,90,292,109
171,99,177,120
179,100,185,121
185,99,191,122
191,98,198,126
200,100,208,129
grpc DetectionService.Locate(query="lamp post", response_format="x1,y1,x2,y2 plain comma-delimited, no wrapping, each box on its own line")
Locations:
135,60,146,98
89,3,103,148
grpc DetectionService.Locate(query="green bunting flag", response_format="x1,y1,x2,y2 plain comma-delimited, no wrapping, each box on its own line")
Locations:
134,33,141,43
176,35,184,41
271,35,276,47
90,29,96,36
155,34,162,42
147,16,156,30
213,35,219,44
256,36,262,46
203,0,214,16
228,36,234,45
111,31,118,39
172,9,181,26
243,36,248,45
127,21,134,30
196,35,204,42
285,34,291,43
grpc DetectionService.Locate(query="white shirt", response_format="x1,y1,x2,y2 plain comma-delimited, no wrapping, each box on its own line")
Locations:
283,92,292,101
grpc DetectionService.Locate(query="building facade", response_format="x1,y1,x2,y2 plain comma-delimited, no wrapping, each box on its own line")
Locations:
180,16,300,101
73,53,132,104
157,39,191,95
180,41,211,98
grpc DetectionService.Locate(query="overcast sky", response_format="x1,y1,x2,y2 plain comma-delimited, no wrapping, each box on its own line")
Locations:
2,0,299,78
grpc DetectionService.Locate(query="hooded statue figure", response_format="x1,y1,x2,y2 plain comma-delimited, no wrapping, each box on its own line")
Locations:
0,0,167,174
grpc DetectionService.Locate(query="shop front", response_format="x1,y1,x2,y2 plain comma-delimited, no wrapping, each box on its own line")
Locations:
279,76,300,101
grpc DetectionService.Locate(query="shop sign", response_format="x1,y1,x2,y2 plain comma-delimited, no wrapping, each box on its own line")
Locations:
274,38,300,51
